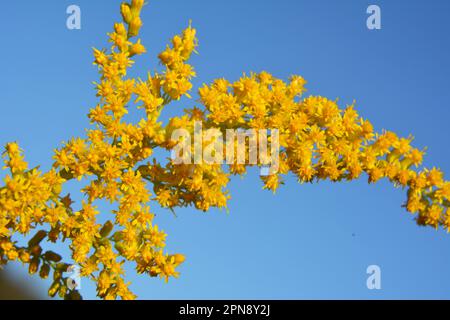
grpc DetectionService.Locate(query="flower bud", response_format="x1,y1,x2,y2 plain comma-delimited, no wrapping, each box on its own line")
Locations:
53,269,63,281
131,0,145,10
100,220,114,238
173,253,185,266
59,285,68,299
6,249,18,261
18,250,30,263
55,263,70,272
5,142,20,155
131,0,145,16
149,270,158,277
28,230,47,247
111,231,123,242
29,245,42,257
172,35,182,50
114,23,127,37
48,227,60,243
59,169,74,180
44,251,62,262
48,281,61,298
128,16,142,37
129,41,146,56
28,257,40,275
39,264,51,279
121,3,133,24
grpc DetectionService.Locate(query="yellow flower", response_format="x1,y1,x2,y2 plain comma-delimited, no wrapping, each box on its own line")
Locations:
129,39,146,56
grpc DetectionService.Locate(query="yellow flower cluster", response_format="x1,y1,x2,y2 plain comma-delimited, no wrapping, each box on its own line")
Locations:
199,73,450,230
1,0,450,300
1,0,187,300
158,22,197,100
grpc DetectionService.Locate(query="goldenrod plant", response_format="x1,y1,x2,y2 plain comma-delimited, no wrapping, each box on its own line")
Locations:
1,0,449,300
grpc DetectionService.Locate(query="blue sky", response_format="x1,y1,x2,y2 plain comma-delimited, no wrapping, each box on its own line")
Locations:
2,0,450,299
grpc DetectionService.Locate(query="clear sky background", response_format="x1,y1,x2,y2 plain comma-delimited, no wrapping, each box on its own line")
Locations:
2,0,450,299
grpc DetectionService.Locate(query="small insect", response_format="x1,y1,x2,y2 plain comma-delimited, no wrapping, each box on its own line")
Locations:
66,265,81,290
